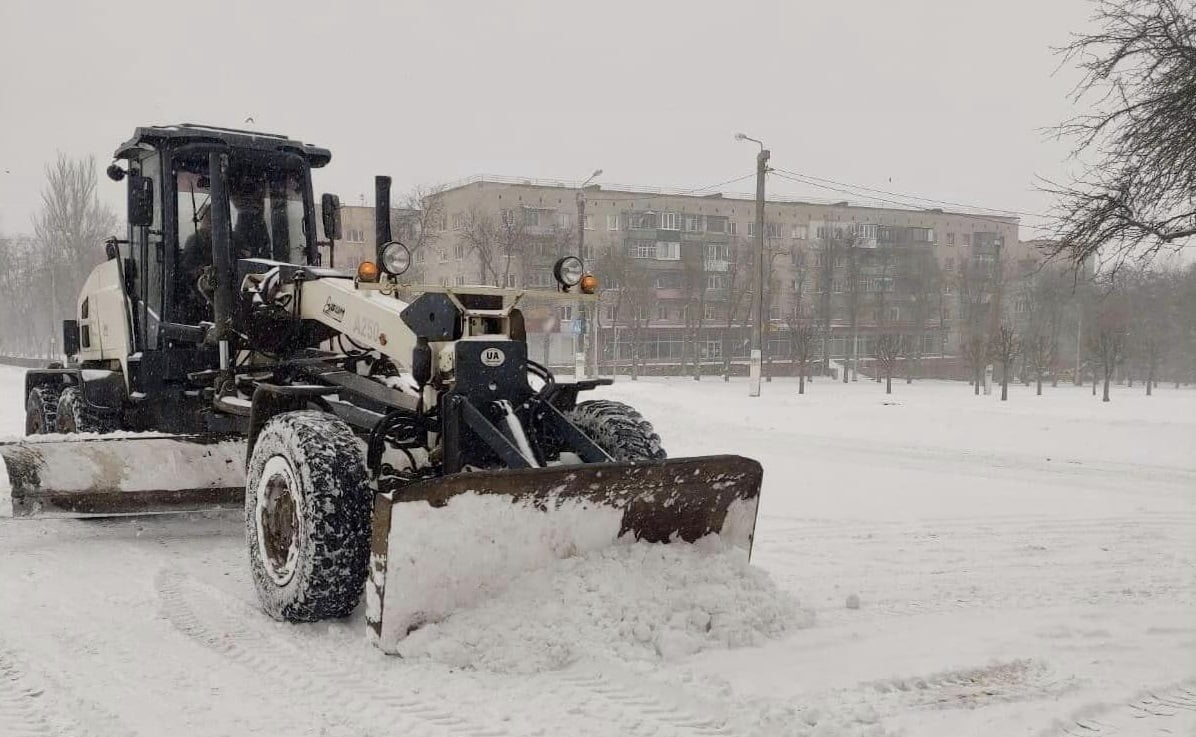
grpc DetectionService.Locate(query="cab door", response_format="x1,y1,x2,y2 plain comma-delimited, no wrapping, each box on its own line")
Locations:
128,150,164,350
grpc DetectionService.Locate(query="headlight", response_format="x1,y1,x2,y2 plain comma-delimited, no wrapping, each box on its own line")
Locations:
380,241,411,276
553,256,584,288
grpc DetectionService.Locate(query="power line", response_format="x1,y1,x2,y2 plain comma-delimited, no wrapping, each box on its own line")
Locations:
768,170,1043,231
771,166,1048,220
583,172,758,204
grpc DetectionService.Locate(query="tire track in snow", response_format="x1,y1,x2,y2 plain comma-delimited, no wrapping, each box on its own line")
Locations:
155,568,511,737
861,658,1077,711
550,664,731,736
0,650,56,737
0,646,133,737
757,512,1196,621
1041,680,1196,736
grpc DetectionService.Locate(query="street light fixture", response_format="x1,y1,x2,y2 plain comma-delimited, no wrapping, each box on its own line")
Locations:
736,132,770,397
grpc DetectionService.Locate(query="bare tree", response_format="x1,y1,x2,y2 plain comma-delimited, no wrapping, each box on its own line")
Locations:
872,333,902,394
786,316,819,394
395,184,446,280
963,332,989,396
904,250,943,383
721,234,756,381
1046,0,1196,269
1088,295,1130,402
988,324,1020,401
1023,334,1056,396
31,154,117,344
957,259,994,393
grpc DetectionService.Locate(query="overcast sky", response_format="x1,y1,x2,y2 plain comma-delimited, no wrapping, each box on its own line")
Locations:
1,0,1094,239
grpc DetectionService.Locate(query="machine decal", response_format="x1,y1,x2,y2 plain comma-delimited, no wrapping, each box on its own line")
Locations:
323,297,346,322
481,347,506,367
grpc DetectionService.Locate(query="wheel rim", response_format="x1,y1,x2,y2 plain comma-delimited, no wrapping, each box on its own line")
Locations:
255,455,303,586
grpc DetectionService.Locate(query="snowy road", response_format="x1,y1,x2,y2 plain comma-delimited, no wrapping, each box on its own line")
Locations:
1,366,1193,736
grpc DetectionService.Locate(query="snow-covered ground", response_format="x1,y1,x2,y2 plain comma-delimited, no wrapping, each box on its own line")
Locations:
1,365,1193,736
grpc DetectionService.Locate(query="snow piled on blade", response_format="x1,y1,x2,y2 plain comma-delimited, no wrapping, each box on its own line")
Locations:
394,539,807,673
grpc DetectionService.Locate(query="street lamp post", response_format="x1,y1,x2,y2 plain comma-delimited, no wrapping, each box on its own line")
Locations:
576,169,602,379
736,133,770,397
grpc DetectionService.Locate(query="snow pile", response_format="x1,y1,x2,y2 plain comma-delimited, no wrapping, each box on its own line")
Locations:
394,539,807,673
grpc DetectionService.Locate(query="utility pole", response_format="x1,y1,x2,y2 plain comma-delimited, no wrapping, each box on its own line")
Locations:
576,169,602,379
736,133,769,397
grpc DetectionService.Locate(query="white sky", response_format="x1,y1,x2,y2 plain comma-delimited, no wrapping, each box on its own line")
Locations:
0,0,1093,239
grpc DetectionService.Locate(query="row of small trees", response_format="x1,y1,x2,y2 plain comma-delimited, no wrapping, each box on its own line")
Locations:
959,262,1196,402
0,154,115,357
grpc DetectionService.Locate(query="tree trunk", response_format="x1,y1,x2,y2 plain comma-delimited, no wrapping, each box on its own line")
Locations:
974,369,981,395
1052,374,1059,387
885,375,892,394
1102,370,1110,402
799,370,806,394
1036,374,1043,396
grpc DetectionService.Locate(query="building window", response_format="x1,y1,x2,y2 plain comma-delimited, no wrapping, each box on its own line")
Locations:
607,214,619,231
560,305,573,321
747,222,755,236
769,306,782,321
946,232,955,246
417,248,426,263
792,224,808,239
656,304,669,321
705,243,730,261
703,304,719,322
685,215,703,232
766,223,782,238
701,340,722,359
707,216,727,234
656,241,680,260
454,275,467,286
556,212,572,230
832,278,845,293
504,274,516,288
888,306,901,322
962,232,971,246
945,257,954,271
523,209,540,227
454,243,465,260
526,272,552,288
438,248,447,264
660,212,680,230
583,214,593,230
654,273,678,289
706,273,727,290
633,212,656,229
634,241,655,259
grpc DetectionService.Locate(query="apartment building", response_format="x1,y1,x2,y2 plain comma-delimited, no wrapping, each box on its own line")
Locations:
377,176,1030,369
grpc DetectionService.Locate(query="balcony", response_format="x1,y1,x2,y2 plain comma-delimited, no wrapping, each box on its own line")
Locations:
704,259,729,272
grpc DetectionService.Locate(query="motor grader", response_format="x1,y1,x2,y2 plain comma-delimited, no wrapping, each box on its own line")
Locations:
0,124,762,651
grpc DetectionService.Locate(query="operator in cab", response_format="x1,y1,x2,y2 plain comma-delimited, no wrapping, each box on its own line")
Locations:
178,170,273,324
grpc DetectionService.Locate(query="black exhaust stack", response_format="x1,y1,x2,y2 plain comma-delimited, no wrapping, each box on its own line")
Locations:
375,175,392,263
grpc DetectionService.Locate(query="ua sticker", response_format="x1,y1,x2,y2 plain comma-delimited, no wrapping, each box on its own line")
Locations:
481,348,505,367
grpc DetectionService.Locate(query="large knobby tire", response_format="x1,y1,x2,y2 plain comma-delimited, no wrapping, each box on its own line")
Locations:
568,400,667,461
245,410,372,622
55,387,114,434
25,387,59,435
